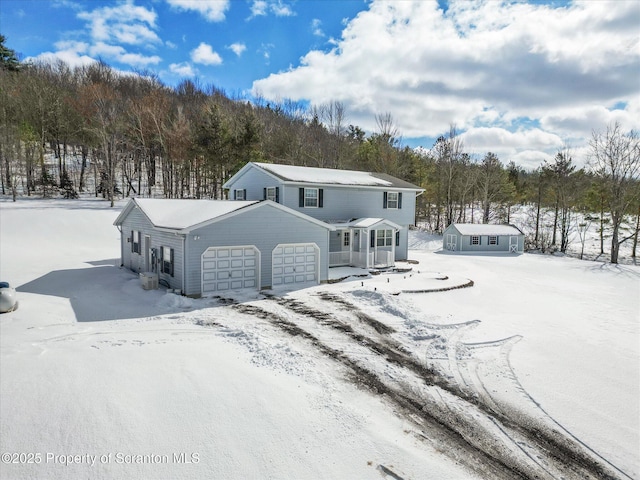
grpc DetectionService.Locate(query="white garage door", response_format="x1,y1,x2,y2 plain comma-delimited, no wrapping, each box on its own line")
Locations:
272,243,319,287
201,246,260,295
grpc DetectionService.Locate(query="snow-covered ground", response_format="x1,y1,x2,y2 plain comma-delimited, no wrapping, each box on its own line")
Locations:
1,198,638,479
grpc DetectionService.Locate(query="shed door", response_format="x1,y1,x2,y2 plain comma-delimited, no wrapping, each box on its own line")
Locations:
272,243,319,287
201,246,260,295
509,236,519,253
446,234,457,251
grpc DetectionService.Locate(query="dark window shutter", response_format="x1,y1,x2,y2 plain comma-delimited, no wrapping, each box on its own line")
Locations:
299,188,304,207
275,187,280,203
170,248,174,276
131,231,134,252
318,188,324,208
233,190,237,200
470,236,473,245
243,189,247,200
496,236,499,245
479,236,482,245
370,230,376,248
383,192,388,209
398,192,403,209
396,231,400,246
263,188,266,200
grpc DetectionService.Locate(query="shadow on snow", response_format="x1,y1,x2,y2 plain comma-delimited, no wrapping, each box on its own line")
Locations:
16,260,214,322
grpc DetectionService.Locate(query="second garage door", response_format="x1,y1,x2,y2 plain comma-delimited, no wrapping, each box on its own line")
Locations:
272,243,319,287
201,246,260,295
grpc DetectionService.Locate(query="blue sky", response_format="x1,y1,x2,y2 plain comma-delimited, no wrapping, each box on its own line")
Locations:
1,0,639,168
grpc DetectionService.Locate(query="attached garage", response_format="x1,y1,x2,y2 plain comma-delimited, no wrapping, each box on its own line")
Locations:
114,198,334,297
272,243,319,286
202,246,260,295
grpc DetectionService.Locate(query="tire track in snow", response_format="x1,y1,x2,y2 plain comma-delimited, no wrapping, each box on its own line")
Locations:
243,291,628,480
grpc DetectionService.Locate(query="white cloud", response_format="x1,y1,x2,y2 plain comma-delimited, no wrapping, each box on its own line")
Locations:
77,2,160,45
248,0,294,19
90,42,161,67
191,42,223,66
249,0,268,18
311,19,324,37
227,43,247,57
251,0,640,170
166,0,229,22
170,62,197,77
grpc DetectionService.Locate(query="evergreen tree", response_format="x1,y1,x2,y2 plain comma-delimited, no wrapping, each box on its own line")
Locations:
0,35,21,72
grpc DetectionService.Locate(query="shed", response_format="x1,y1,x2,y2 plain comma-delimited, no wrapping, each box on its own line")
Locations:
443,223,524,253
114,198,335,296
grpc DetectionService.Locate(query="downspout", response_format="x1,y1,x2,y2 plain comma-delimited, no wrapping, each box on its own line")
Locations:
116,225,123,267
182,234,186,295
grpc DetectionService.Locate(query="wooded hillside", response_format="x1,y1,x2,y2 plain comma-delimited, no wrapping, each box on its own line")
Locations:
1,38,638,263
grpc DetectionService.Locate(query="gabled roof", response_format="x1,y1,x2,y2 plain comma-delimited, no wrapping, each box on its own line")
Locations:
114,198,335,233
224,162,424,191
449,223,524,236
331,217,402,230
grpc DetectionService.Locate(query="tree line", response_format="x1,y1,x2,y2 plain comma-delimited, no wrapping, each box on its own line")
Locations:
0,36,638,263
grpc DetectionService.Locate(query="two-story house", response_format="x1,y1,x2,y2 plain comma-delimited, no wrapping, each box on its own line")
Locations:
114,162,423,297
223,162,424,269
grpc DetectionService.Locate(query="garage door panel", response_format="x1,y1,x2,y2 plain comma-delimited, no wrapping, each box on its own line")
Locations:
202,245,259,295
272,243,319,288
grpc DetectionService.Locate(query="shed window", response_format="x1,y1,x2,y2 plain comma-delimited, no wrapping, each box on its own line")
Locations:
234,189,245,200
488,235,498,245
377,229,393,247
131,230,141,254
161,246,174,276
471,235,480,245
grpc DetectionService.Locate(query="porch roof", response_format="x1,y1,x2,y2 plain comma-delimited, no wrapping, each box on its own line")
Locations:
330,217,402,230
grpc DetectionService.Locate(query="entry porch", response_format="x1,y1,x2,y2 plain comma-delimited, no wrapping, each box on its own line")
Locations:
328,218,400,269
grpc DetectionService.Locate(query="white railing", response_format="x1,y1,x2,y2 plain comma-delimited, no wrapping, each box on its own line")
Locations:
329,251,351,267
374,250,394,267
329,250,393,268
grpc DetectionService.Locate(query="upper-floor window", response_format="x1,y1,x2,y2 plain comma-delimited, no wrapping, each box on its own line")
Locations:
383,191,402,209
299,187,323,208
265,187,278,202
131,230,141,254
234,189,245,200
305,188,318,207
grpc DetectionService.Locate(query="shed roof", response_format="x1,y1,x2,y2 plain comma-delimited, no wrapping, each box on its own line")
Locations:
244,162,423,190
451,223,524,236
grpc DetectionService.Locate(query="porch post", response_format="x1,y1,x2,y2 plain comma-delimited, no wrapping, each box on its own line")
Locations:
391,228,397,266
365,228,370,269
349,228,353,266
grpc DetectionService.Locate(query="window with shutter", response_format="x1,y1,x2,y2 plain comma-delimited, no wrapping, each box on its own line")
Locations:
161,246,174,276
